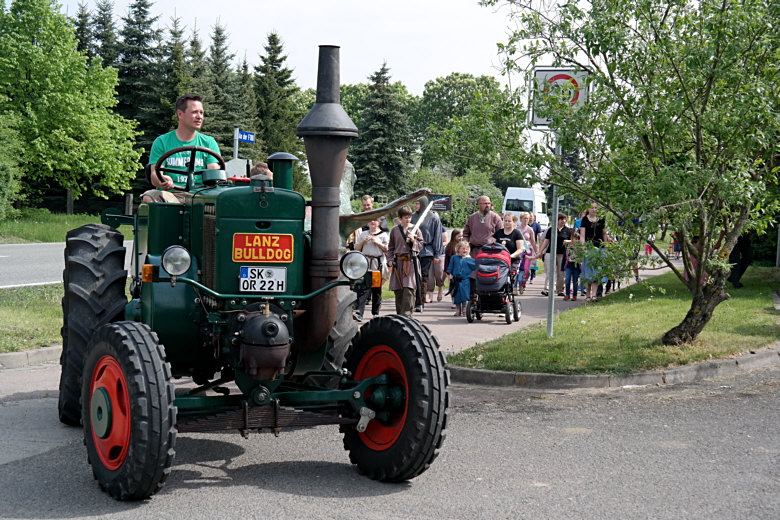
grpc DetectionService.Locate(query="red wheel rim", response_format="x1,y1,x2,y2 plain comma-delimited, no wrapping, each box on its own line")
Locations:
354,345,409,451
89,355,131,470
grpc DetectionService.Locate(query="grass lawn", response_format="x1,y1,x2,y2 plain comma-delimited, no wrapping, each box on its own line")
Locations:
0,283,64,353
447,266,779,375
0,208,131,243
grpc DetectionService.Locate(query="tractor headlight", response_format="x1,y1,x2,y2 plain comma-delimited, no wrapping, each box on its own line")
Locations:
340,251,369,281
161,246,192,276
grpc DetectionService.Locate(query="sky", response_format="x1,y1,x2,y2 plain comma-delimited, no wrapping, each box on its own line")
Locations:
59,0,517,95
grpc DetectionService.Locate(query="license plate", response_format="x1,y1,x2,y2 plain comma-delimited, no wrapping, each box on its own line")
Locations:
239,266,287,293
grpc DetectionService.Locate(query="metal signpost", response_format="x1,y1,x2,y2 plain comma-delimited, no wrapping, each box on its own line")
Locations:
531,68,588,337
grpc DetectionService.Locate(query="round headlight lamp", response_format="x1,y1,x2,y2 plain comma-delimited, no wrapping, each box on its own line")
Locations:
161,245,192,276
340,251,369,281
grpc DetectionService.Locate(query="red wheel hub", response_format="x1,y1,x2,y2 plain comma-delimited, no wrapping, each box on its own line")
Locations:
89,355,131,470
354,345,409,451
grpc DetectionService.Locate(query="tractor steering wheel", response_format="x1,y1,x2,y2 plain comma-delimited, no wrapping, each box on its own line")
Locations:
154,145,226,192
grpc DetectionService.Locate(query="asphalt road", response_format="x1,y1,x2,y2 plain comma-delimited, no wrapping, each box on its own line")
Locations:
0,241,134,289
1,362,778,519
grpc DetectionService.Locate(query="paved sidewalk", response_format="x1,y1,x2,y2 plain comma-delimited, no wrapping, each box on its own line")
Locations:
391,258,678,355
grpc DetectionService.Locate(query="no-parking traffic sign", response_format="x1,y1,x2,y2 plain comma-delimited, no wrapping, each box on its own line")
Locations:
531,69,589,127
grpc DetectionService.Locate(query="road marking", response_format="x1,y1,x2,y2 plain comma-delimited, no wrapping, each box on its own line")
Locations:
0,281,61,289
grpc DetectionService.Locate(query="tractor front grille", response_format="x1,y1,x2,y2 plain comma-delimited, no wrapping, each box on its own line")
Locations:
203,213,216,288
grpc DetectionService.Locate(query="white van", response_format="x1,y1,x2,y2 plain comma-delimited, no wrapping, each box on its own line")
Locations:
501,186,549,228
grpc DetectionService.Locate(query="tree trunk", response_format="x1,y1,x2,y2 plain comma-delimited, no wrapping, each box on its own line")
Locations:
662,275,730,345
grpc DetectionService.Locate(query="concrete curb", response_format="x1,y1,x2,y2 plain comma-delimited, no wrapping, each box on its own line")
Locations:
0,344,61,370
448,290,780,389
447,344,780,389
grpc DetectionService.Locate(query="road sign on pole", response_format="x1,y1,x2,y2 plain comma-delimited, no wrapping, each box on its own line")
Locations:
531,69,589,127
233,127,256,161
238,130,255,143
531,68,588,336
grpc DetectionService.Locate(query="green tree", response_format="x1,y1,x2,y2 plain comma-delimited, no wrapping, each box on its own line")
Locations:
254,32,306,191
234,56,264,163
203,21,240,158
90,0,119,68
0,0,140,202
480,0,779,344
157,15,189,129
0,105,23,218
340,83,369,128
435,85,533,188
72,2,91,58
185,24,210,97
412,73,501,170
406,167,502,228
350,63,414,198
116,0,162,156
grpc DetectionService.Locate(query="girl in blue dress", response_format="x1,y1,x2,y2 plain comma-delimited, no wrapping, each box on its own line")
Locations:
447,241,476,317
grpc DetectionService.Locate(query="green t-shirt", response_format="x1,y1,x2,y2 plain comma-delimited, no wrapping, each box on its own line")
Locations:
149,131,221,188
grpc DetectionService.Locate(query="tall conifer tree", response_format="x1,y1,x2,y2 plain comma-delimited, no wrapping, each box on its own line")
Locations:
186,24,210,100
116,0,162,156
157,16,190,129
90,0,119,68
254,32,306,189
235,56,263,162
351,63,412,197
72,2,92,58
204,21,240,157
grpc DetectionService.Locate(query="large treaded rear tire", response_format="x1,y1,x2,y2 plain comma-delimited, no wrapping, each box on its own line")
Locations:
58,224,127,426
304,286,358,387
82,322,176,500
341,315,449,482
325,287,359,373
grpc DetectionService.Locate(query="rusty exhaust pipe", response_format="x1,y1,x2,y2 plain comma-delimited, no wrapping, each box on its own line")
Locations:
295,45,358,353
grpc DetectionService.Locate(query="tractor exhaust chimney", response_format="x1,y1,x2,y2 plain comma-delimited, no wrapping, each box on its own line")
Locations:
295,45,358,353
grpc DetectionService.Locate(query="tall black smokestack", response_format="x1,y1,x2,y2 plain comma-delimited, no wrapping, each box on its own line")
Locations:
295,45,358,353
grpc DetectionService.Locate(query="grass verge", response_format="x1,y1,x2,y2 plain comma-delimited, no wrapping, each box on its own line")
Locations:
0,208,131,243
447,266,779,375
0,283,64,353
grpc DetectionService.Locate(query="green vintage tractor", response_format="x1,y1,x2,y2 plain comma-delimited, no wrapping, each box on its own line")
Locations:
56,46,448,500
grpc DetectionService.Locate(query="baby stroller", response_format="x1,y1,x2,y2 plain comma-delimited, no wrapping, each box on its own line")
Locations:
466,243,521,324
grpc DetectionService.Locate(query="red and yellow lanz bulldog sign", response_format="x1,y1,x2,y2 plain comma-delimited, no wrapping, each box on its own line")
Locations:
232,233,294,263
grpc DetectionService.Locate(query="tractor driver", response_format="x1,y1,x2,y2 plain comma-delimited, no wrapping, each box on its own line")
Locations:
141,94,222,203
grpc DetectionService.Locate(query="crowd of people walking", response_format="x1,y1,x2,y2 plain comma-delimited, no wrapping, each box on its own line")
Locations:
350,193,663,321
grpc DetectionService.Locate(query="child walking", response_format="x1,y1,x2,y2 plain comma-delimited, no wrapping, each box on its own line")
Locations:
562,232,581,301
443,229,463,309
446,240,476,317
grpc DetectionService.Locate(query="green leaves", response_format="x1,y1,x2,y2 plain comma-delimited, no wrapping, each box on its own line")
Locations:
0,0,140,203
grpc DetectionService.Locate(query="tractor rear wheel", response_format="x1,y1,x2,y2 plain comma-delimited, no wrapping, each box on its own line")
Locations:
59,224,127,426
82,322,176,501
341,315,449,482
325,287,359,374
303,286,358,387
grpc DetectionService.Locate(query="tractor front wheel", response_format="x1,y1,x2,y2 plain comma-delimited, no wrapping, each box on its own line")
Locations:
82,322,176,500
341,315,449,482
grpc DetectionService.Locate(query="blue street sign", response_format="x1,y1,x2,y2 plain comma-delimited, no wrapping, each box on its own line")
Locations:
238,130,255,143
